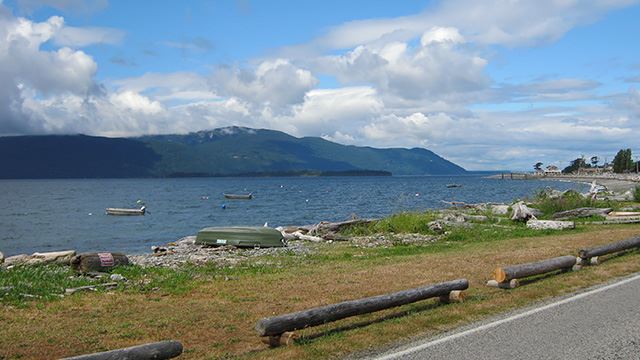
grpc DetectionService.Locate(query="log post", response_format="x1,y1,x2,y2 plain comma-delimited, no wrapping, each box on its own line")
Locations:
579,237,640,263
486,279,519,289
494,255,576,283
255,279,469,337
438,290,466,303
261,332,299,347
61,340,183,360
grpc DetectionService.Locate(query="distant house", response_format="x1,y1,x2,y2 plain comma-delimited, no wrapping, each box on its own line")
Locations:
544,165,561,175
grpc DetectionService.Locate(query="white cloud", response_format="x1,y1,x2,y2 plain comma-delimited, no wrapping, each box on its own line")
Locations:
287,0,637,53
315,27,488,105
211,59,318,111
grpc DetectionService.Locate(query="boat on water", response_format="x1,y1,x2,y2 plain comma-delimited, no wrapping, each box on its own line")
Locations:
223,193,253,200
195,226,285,248
446,184,462,188
105,206,146,216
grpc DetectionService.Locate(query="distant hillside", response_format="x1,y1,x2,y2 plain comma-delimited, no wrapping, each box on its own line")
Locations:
0,126,466,179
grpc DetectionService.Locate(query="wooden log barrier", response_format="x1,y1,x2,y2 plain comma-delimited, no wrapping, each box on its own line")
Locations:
62,340,183,360
255,279,469,338
579,237,640,263
494,255,576,283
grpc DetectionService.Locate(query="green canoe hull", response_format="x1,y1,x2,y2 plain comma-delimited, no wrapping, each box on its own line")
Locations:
195,227,285,248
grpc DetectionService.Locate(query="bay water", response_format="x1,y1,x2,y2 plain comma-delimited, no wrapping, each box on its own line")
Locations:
0,176,586,256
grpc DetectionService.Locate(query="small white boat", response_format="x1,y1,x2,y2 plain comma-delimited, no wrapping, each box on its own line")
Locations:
106,206,146,216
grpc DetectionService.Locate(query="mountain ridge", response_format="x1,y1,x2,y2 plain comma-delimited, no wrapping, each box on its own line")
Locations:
0,126,466,179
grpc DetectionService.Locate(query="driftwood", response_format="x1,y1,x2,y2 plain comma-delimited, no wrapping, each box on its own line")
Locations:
551,208,612,220
65,282,118,295
308,219,376,236
526,220,575,230
62,340,183,360
494,255,576,283
255,279,468,337
2,250,76,267
71,253,129,273
579,237,640,261
510,202,537,221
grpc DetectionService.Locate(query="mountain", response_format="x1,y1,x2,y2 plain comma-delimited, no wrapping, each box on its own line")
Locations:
0,126,466,179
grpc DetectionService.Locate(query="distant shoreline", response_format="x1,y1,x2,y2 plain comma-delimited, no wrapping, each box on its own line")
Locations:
490,173,639,194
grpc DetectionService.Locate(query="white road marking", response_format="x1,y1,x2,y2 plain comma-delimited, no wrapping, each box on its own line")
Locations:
373,273,640,360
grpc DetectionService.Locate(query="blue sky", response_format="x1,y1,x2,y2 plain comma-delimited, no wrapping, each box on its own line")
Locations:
1,0,639,170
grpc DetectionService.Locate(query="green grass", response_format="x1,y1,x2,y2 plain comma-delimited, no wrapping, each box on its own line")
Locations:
531,189,618,218
342,211,440,236
0,265,109,306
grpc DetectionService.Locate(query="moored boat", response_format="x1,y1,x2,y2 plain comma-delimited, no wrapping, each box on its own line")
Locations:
223,193,253,200
105,206,146,216
195,226,285,247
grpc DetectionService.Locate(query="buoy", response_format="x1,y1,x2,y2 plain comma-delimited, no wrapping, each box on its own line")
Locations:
221,204,227,209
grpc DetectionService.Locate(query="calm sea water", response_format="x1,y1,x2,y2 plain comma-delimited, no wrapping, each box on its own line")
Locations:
0,176,586,256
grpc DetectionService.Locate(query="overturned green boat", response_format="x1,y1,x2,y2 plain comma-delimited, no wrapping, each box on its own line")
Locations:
195,226,285,248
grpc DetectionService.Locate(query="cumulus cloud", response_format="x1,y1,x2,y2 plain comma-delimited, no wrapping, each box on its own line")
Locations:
316,27,488,106
0,7,99,133
211,59,318,111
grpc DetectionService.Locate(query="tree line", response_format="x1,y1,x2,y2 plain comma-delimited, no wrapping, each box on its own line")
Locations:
534,148,638,174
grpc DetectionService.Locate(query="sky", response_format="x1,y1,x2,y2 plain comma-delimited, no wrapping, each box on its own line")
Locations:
1,0,640,171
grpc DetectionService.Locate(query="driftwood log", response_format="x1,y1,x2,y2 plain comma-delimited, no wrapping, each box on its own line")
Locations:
526,220,575,230
494,255,576,283
62,340,183,360
308,219,376,236
65,282,118,295
255,279,468,337
510,202,537,221
579,237,640,261
71,253,129,273
551,207,612,220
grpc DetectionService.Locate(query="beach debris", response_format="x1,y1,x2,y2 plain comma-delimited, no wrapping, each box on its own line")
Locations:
428,221,445,234
71,252,130,273
489,204,510,215
1,250,77,268
129,235,309,268
526,219,575,230
551,207,612,220
65,282,118,295
109,273,126,282
31,250,76,265
510,201,537,221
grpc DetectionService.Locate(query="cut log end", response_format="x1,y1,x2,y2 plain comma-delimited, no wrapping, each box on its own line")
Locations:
438,290,466,303
486,279,519,289
590,256,599,265
494,267,507,283
261,332,298,347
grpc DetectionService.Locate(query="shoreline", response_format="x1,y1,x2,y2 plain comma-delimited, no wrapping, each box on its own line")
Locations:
490,173,639,194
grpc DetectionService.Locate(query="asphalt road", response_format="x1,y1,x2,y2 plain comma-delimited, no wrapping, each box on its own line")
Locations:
370,273,640,360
